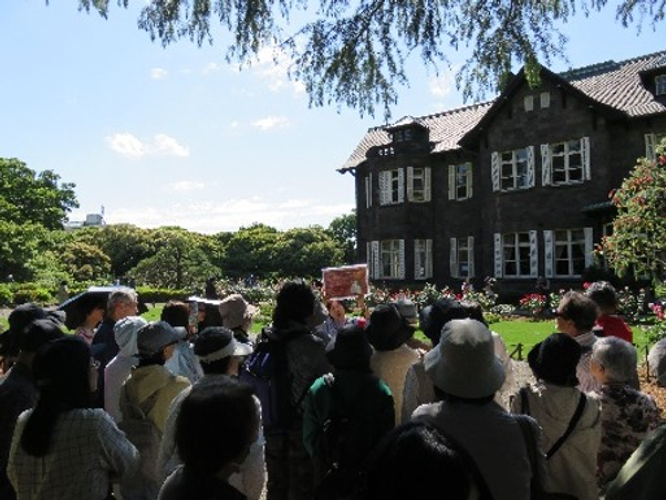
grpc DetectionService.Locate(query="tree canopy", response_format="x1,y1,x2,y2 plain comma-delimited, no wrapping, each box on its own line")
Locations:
76,0,664,118
0,158,78,230
603,138,666,282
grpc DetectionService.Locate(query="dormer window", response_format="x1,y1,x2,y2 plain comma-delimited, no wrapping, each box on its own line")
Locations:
393,128,413,143
656,75,666,96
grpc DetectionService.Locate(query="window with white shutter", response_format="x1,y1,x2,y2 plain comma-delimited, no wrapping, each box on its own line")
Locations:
491,152,500,192
553,229,587,276
407,167,431,202
365,174,372,208
540,92,550,108
543,137,589,186
543,230,554,278
497,148,532,191
502,232,532,278
379,240,404,279
378,169,403,205
450,238,458,279
449,162,473,200
414,239,433,280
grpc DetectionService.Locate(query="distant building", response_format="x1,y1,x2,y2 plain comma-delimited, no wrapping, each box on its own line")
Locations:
341,50,666,299
64,213,106,231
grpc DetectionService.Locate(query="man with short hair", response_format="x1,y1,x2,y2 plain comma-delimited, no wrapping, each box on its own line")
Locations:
92,288,139,407
555,291,601,393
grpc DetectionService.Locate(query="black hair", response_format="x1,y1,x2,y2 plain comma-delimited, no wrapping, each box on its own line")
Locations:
175,377,257,474
199,357,233,376
419,298,467,345
460,300,489,326
161,301,190,329
585,281,618,312
272,280,316,328
358,421,489,500
21,337,92,456
76,294,107,320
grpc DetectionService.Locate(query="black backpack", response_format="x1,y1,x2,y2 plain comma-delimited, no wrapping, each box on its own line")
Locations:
239,328,306,433
314,376,372,500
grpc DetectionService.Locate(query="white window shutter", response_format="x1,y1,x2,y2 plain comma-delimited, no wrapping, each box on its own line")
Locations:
494,233,503,278
378,171,388,205
543,230,554,278
645,133,657,161
540,92,550,108
406,167,414,202
366,242,372,278
448,165,456,200
491,153,500,192
529,230,539,278
541,144,551,186
467,163,473,199
584,227,594,269
414,240,423,279
524,95,534,112
450,238,458,279
582,137,591,180
527,146,535,188
398,239,405,279
365,174,372,209
371,241,380,278
424,168,432,202
426,239,433,278
468,236,475,278
397,169,405,204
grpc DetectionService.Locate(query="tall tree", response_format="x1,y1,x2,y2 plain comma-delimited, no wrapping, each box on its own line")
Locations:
73,223,153,278
603,139,666,282
328,211,357,264
273,226,344,278
76,0,663,118
0,158,78,230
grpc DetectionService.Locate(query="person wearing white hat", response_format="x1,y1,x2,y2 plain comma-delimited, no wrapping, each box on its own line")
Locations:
158,327,264,500
412,318,549,500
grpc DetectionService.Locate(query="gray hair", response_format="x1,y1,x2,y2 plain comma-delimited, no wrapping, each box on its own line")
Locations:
107,288,138,312
592,336,637,383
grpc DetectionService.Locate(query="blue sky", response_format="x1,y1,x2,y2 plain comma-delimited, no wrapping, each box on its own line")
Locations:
1,3,663,234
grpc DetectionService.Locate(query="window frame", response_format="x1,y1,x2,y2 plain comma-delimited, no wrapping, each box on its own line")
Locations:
656,75,666,96
500,148,530,191
378,239,405,279
501,232,532,278
378,169,404,206
553,229,587,277
414,239,433,280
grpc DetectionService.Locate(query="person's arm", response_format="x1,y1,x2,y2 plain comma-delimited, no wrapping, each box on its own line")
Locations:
97,411,140,481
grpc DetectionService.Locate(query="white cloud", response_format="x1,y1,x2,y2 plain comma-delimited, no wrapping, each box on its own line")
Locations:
150,67,168,80
251,116,290,131
154,133,190,157
106,133,146,158
106,132,190,158
428,74,453,98
163,181,206,192
250,45,306,95
104,197,354,234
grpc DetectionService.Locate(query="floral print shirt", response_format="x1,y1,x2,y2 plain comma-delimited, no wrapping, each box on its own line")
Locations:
594,383,661,487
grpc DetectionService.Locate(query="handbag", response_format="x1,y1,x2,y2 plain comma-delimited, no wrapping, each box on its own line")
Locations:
514,414,580,500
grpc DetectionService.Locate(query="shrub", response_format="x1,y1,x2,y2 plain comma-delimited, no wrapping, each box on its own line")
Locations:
12,283,52,305
135,287,190,303
519,293,547,320
0,284,13,307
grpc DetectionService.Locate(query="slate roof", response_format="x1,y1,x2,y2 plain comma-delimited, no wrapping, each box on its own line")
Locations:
342,50,666,171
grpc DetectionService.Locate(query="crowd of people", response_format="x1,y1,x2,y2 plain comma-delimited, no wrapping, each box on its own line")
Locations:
0,279,664,500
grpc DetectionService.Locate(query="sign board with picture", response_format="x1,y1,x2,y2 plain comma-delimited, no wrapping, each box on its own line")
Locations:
322,264,369,300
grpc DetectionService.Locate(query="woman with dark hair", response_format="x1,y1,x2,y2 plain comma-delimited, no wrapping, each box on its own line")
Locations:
158,377,259,500
357,421,492,500
74,295,107,346
263,280,332,500
7,336,138,500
